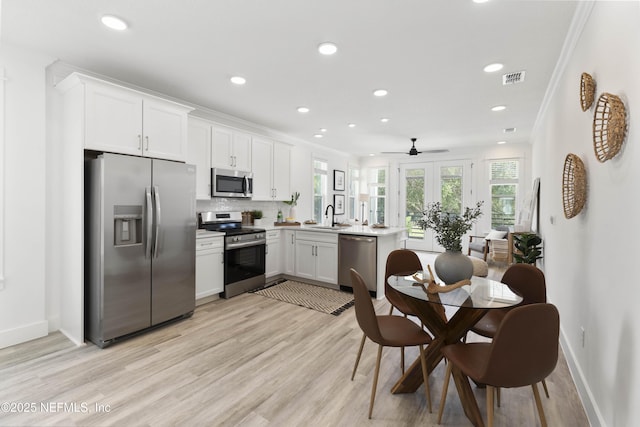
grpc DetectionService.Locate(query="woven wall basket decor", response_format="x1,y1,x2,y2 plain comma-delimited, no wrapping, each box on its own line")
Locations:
580,73,595,111
562,153,587,219
593,92,627,162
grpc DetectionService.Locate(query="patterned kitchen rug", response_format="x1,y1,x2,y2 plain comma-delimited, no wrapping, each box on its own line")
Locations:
251,280,354,316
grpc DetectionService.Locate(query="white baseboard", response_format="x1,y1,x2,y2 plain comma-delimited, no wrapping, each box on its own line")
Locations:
560,326,605,427
0,320,48,349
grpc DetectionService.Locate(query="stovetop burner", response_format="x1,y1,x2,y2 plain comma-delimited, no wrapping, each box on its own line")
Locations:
198,211,265,235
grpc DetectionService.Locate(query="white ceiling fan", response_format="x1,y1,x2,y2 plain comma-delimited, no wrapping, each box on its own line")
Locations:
381,138,449,156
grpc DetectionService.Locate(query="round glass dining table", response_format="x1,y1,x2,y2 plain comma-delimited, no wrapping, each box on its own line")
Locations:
387,272,522,427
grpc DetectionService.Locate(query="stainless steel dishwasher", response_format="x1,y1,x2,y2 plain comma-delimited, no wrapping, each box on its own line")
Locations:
338,234,377,296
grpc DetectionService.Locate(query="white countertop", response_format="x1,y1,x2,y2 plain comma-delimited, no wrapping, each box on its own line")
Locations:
263,223,407,237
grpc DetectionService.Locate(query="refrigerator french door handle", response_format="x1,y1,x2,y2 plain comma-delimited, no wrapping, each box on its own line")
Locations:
152,186,162,258
145,187,153,259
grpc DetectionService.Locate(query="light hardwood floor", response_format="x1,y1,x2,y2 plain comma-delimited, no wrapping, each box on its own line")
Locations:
0,261,587,426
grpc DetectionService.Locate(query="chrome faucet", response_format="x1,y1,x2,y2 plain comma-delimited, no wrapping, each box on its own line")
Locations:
324,204,337,227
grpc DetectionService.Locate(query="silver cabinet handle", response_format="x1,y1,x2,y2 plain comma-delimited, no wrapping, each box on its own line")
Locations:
291,234,294,244
138,134,142,150
145,136,149,151
229,156,233,167
266,244,269,255
221,253,224,264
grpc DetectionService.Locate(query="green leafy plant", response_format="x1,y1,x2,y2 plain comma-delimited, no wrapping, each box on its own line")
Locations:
283,192,300,206
512,233,543,264
418,201,483,252
251,210,263,219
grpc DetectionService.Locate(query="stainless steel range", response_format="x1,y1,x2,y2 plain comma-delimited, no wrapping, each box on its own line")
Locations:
198,211,266,298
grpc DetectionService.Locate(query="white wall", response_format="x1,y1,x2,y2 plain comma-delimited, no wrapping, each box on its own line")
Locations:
0,45,53,348
532,3,640,425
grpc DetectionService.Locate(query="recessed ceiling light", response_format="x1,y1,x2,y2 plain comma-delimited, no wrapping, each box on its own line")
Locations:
491,105,506,112
348,123,356,128
319,128,327,133
473,0,490,3
313,134,323,138
380,118,389,123
318,42,338,55
101,15,128,31
483,63,504,73
230,76,246,85
297,106,310,113
373,89,388,97
369,154,375,156
497,140,507,145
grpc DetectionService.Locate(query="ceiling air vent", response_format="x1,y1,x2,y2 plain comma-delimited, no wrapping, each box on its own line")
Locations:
502,70,526,85
503,127,517,133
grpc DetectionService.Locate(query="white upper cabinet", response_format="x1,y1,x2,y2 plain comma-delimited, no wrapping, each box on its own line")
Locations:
57,72,192,162
251,137,291,201
186,117,212,199
211,126,251,171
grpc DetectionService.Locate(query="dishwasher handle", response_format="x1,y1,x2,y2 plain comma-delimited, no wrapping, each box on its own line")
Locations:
340,235,376,244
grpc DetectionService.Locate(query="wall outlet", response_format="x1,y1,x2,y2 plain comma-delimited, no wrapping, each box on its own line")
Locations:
580,326,585,348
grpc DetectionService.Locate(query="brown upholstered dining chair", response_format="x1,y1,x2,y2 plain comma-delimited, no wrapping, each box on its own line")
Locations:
350,268,433,419
469,263,550,398
438,303,560,427
384,249,444,373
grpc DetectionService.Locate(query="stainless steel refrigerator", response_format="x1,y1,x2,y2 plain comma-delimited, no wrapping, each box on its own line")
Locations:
85,153,196,347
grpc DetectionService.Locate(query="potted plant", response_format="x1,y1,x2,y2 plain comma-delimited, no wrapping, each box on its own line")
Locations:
512,233,543,264
251,210,263,226
418,201,483,284
283,191,300,220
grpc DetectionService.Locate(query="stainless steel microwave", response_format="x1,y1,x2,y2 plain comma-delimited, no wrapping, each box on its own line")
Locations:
211,168,253,198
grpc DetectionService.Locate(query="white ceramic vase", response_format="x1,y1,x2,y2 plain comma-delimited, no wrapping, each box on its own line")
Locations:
434,250,473,284
289,206,297,220
253,218,263,227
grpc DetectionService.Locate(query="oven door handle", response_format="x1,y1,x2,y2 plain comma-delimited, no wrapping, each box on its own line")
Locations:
226,240,266,250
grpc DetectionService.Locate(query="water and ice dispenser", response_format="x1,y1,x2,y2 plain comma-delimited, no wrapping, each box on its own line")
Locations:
113,205,143,246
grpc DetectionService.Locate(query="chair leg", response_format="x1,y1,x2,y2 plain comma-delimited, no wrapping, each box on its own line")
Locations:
532,383,547,427
496,387,501,407
487,385,494,427
437,360,452,424
368,345,383,419
388,305,394,315
541,379,550,398
351,333,366,381
419,344,432,413
401,347,405,374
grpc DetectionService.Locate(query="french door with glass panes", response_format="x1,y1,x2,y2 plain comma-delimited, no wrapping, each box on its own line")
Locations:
400,161,472,252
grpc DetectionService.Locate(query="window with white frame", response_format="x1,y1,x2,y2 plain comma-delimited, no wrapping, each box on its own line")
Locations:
368,167,387,224
347,166,359,220
313,159,328,223
489,159,519,228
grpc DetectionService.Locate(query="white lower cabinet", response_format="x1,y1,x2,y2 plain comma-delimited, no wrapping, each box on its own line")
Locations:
265,230,282,278
196,234,224,300
294,231,338,284
283,230,296,275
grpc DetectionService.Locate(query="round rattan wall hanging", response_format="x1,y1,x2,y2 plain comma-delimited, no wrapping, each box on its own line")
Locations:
593,92,627,162
562,153,586,219
580,73,595,111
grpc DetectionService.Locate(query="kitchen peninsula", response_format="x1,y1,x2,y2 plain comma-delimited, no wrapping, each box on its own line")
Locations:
265,223,407,298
